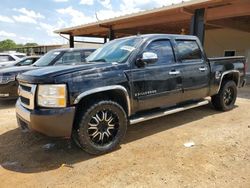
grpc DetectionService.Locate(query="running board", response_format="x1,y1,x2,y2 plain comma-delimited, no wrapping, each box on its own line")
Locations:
129,100,209,125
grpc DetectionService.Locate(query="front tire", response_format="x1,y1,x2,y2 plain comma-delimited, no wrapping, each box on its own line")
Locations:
74,100,127,155
211,80,237,111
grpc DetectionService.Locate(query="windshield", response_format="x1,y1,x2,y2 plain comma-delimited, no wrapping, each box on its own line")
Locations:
86,37,142,63
33,51,63,67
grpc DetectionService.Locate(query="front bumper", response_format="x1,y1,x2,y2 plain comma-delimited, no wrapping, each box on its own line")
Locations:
16,100,76,137
0,81,18,100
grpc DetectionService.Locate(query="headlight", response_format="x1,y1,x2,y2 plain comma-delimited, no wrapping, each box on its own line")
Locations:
37,84,67,108
0,74,16,84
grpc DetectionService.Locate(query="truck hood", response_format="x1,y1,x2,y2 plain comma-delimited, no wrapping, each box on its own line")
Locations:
17,62,118,83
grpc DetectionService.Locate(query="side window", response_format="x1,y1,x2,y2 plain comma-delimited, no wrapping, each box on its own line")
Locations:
82,50,93,62
144,40,175,65
8,55,15,61
176,40,202,62
55,51,82,65
19,59,33,66
84,50,93,58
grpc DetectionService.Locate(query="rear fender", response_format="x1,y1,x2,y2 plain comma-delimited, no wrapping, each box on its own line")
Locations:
217,70,240,93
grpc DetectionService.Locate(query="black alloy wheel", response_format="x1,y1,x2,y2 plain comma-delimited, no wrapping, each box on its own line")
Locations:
74,100,127,155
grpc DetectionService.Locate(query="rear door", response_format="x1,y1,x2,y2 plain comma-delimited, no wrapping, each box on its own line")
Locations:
129,39,183,111
175,40,210,101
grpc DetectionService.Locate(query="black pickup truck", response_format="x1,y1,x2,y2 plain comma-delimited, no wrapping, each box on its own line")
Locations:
16,34,246,155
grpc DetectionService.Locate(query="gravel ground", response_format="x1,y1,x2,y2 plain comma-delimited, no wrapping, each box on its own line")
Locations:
0,87,249,188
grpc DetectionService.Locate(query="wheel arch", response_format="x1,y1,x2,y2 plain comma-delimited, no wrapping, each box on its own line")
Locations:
74,85,131,116
217,70,240,93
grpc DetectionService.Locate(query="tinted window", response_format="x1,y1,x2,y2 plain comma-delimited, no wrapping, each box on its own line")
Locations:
144,40,174,65
176,40,202,61
55,51,82,65
8,55,15,61
18,58,34,66
83,50,94,59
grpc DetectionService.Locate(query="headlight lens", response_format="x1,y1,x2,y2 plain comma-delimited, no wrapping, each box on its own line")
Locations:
37,84,67,108
0,74,16,84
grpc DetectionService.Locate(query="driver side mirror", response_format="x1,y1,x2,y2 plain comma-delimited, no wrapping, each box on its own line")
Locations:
136,52,158,67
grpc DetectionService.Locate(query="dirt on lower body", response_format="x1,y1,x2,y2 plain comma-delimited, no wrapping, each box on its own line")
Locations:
0,88,250,187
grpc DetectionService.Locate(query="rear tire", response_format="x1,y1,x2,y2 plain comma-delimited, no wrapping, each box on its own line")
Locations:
211,80,237,111
73,100,127,155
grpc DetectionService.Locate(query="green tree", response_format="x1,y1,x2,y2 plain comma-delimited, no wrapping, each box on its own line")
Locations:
24,43,38,47
0,39,16,51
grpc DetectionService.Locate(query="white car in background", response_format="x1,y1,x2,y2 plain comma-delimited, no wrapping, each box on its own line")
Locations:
0,56,40,69
0,52,26,68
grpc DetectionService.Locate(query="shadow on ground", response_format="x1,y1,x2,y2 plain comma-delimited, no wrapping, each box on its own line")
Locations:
238,86,250,100
0,104,222,174
0,99,16,110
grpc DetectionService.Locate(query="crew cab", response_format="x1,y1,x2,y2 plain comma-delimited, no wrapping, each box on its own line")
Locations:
0,48,95,100
16,34,246,155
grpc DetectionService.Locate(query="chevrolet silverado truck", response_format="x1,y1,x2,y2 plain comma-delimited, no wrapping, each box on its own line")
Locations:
0,48,95,100
16,34,246,155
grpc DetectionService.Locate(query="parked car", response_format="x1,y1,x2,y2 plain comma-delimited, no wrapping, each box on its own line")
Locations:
0,48,95,99
16,34,246,155
0,56,40,69
0,52,26,67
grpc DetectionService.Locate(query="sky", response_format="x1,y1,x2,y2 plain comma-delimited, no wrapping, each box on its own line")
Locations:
0,0,190,45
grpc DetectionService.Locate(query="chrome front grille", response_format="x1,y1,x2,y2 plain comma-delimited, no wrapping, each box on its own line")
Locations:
18,82,37,110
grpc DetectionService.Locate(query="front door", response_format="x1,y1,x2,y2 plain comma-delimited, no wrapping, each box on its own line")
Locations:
128,39,183,112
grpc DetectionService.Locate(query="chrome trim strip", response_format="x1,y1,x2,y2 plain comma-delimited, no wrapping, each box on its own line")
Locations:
169,71,180,75
217,70,240,93
209,56,245,61
19,82,37,110
19,88,32,99
74,85,131,116
130,100,209,125
16,99,31,122
199,67,207,71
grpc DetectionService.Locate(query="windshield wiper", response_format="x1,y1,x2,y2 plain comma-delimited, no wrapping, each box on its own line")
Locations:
88,58,107,62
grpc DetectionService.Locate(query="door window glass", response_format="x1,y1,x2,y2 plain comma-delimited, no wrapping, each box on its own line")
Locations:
176,40,202,62
18,59,33,66
144,40,175,65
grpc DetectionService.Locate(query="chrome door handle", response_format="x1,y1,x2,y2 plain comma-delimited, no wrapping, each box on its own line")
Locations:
199,67,207,71
169,70,180,75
